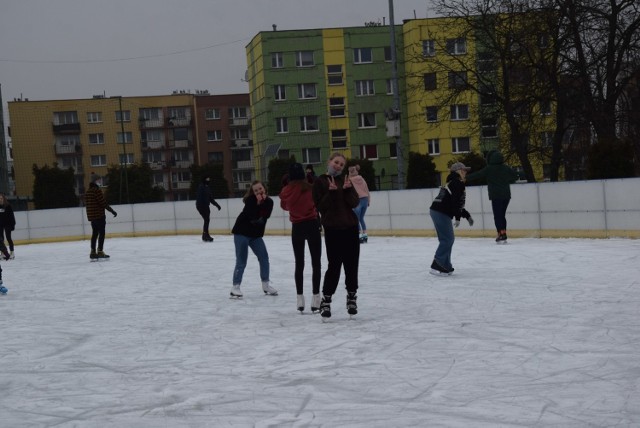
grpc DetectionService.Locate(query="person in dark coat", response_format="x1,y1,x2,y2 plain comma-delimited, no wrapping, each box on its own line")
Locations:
312,152,361,320
465,150,520,242
0,193,16,259
429,162,474,276
195,175,221,242
85,174,117,259
229,181,278,298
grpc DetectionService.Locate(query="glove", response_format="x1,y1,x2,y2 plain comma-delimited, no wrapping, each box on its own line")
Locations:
467,215,474,226
215,204,221,211
461,209,471,220
454,219,460,228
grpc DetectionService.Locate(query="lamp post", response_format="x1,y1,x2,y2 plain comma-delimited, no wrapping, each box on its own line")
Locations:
388,0,405,189
115,96,130,204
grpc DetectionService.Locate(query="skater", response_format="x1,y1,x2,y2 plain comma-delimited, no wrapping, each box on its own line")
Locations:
195,175,221,242
347,164,370,243
0,193,16,259
85,173,118,260
312,152,361,320
280,163,322,312
230,181,278,298
465,150,520,243
305,164,317,184
429,162,474,276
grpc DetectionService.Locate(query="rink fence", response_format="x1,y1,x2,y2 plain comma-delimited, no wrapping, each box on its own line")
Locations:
11,177,640,245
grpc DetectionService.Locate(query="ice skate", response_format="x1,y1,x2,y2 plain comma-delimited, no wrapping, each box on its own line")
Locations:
9,251,14,260
496,230,508,244
319,295,332,321
97,250,110,259
297,295,305,313
90,250,99,261
311,294,321,313
429,260,451,276
229,284,243,299
346,292,358,318
262,281,278,296
202,233,214,242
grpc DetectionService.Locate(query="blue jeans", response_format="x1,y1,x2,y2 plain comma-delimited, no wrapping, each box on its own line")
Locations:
233,234,269,285
430,209,455,271
353,197,368,232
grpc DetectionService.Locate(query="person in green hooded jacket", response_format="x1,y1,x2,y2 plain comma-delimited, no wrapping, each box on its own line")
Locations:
465,150,520,242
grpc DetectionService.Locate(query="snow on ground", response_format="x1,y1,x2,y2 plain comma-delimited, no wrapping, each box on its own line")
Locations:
1,235,639,427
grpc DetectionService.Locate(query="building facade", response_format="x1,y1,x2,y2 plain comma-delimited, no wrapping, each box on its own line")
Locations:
8,92,252,201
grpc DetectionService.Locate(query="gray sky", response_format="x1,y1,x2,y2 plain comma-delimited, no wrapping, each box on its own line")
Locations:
0,0,433,107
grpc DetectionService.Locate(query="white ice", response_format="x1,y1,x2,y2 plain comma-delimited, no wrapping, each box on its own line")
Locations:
1,235,639,427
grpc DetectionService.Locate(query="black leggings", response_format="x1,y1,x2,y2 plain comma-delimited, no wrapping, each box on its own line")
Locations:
1,226,13,251
90,218,106,251
197,205,210,234
322,225,360,296
291,219,322,295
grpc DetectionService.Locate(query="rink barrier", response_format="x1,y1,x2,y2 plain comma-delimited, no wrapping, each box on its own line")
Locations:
11,177,640,245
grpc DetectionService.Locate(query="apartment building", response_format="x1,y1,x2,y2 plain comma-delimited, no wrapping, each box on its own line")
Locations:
8,92,252,201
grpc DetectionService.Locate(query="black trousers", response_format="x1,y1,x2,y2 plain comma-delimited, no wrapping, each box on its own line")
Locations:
322,225,360,296
90,218,106,251
197,205,210,234
291,219,322,295
491,198,511,232
0,226,13,251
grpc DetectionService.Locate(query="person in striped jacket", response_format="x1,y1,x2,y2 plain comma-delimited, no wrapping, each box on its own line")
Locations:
85,174,117,259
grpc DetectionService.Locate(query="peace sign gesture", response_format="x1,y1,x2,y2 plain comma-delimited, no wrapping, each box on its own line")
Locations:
327,176,338,190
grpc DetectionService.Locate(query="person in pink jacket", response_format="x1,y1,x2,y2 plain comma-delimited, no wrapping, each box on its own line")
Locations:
279,163,322,313
348,165,370,243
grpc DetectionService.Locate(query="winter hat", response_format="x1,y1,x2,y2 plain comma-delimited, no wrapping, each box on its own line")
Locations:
288,163,305,181
450,162,471,172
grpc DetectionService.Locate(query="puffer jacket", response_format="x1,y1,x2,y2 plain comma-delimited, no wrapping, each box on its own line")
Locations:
430,172,470,221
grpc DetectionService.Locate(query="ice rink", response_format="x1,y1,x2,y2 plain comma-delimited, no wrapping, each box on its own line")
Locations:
1,235,638,427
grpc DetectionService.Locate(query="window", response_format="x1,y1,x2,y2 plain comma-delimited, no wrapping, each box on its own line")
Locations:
276,117,288,134
302,148,321,164
274,85,286,101
448,71,468,89
172,171,191,183
355,80,375,96
207,130,222,141
229,107,247,118
119,153,135,165
300,116,319,132
357,113,376,128
142,130,162,142
208,152,224,163
169,107,187,119
422,40,435,57
540,100,552,115
295,51,314,67
115,110,131,122
384,46,392,62
424,73,437,90
359,144,378,159
477,52,496,73
329,97,345,117
298,83,317,99
90,155,107,166
232,128,249,140
426,106,438,122
87,133,104,145
450,104,469,121
327,64,343,85
140,108,160,120
271,52,283,68
205,108,220,120
117,132,133,143
353,47,373,64
390,142,397,158
331,129,348,148
53,111,78,125
427,138,440,155
142,151,162,163
481,118,498,138
386,79,394,95
446,38,467,55
87,112,102,123
452,137,471,153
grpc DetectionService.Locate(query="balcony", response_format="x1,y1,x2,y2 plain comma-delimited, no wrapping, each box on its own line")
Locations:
148,161,166,170
235,160,255,169
141,140,166,150
54,142,82,155
229,117,250,127
139,118,164,128
231,139,252,149
169,139,193,148
173,160,192,169
52,123,81,134
174,181,190,190
167,117,192,127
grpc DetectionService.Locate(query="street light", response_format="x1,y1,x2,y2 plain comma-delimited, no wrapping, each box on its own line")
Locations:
112,96,130,204
388,0,405,190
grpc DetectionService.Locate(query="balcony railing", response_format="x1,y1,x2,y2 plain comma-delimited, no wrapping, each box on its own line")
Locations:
139,118,164,128
229,117,250,127
169,139,193,148
235,160,255,169
167,117,192,127
54,142,82,155
52,123,81,134
173,160,192,169
148,161,166,170
174,181,190,189
231,139,252,148
141,140,166,150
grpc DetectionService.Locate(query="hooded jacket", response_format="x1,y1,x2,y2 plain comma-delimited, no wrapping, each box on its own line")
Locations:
465,151,520,200
196,177,221,209
430,172,470,221
231,194,273,238
312,174,359,229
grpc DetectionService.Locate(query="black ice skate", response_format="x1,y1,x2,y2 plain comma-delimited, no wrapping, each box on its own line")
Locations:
319,295,332,321
496,230,508,244
346,292,358,318
430,260,451,276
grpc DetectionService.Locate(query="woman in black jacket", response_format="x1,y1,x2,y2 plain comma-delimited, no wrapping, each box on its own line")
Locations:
429,163,474,276
0,193,16,259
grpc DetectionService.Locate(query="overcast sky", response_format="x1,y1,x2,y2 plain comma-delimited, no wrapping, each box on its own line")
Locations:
0,0,433,109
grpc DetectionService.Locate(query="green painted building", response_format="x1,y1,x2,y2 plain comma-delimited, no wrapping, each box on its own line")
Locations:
246,25,409,190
